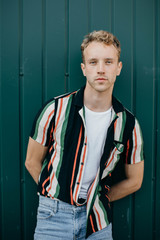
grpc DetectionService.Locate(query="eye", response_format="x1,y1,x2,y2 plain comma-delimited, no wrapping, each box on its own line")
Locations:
90,61,96,65
88,59,97,65
105,60,112,65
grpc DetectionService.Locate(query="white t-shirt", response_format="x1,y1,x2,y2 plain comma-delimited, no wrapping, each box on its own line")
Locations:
79,106,112,199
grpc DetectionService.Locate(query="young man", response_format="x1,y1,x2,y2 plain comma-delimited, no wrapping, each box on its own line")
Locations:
25,30,144,240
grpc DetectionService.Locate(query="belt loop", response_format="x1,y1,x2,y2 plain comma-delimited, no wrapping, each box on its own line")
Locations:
53,198,58,214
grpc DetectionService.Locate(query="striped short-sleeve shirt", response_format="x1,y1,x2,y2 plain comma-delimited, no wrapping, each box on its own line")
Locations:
30,85,144,238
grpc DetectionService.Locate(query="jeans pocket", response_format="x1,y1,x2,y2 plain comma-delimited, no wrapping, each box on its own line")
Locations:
37,202,58,220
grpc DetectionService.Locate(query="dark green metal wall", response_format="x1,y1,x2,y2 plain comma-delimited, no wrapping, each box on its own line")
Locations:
0,0,160,239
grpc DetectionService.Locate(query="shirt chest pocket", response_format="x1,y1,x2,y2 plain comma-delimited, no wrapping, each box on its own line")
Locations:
101,143,124,180
113,141,124,154
107,142,124,165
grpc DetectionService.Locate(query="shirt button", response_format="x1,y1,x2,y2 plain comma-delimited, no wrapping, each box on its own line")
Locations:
77,182,80,185
84,142,87,145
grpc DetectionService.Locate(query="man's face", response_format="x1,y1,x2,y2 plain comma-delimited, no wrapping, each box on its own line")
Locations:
81,41,122,95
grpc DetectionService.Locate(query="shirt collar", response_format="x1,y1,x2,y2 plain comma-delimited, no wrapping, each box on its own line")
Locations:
73,85,85,108
73,85,125,114
112,96,124,114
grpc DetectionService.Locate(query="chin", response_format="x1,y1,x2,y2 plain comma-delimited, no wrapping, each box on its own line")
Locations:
87,81,112,93
94,87,109,93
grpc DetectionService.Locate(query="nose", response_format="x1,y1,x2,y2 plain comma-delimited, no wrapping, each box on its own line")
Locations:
97,62,105,74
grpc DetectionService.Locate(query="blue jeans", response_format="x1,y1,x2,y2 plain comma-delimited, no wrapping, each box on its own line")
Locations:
34,195,113,240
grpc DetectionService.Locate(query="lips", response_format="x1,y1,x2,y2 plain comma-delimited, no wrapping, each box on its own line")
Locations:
96,78,107,81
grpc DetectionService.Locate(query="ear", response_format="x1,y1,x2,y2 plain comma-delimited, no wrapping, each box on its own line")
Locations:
116,61,123,76
81,63,86,76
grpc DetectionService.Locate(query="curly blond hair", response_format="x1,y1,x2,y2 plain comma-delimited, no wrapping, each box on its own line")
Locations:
81,30,121,62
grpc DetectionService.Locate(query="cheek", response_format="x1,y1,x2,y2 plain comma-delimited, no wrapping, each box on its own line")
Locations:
110,67,120,76
84,68,93,76
107,67,117,75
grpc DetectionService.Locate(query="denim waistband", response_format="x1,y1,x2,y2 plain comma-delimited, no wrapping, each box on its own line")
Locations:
39,195,86,212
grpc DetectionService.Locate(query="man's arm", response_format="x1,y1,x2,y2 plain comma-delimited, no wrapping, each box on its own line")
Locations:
25,137,48,184
107,160,144,202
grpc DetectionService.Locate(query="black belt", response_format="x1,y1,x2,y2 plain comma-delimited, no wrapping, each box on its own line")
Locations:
78,198,86,204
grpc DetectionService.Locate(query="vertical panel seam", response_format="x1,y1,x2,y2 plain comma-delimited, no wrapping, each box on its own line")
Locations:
130,2,136,240
42,0,46,103
131,0,136,115
87,0,91,32
152,0,158,239
0,1,3,238
19,0,24,238
111,0,115,33
65,0,69,92
155,0,160,238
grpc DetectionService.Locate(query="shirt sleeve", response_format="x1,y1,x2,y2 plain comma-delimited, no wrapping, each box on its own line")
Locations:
30,99,55,147
125,118,144,164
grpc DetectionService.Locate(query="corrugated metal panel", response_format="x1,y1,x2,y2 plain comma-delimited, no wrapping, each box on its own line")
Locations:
134,1,155,239
155,1,160,239
0,0,21,239
21,1,43,239
0,0,159,239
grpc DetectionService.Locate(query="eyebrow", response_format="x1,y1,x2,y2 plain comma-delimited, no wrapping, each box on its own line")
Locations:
88,58,97,61
104,58,114,61
87,58,114,61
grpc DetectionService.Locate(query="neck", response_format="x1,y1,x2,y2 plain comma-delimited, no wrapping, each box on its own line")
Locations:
84,86,113,112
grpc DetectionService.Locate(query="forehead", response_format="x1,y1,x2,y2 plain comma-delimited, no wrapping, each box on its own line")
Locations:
83,41,118,60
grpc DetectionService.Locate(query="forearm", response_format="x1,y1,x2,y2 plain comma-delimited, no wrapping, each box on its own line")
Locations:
25,138,48,184
107,161,144,202
107,178,142,202
25,160,42,184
